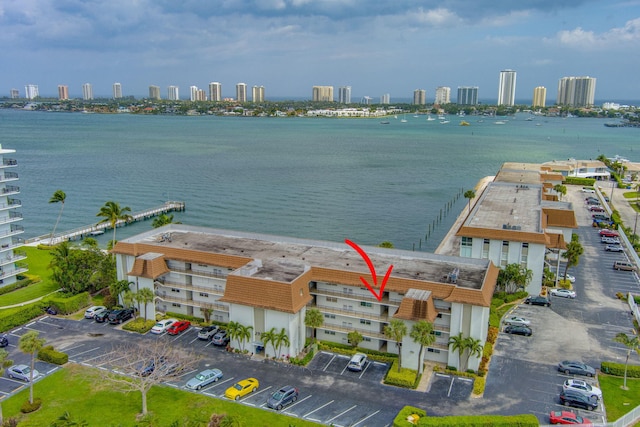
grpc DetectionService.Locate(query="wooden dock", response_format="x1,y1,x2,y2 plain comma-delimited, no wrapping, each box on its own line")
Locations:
26,201,185,245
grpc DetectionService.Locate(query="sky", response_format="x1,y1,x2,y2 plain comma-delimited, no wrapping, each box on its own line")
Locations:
2,0,640,103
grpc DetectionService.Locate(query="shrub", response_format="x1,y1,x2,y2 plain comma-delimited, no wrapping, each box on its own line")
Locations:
20,397,42,413
0,276,35,296
290,348,316,366
0,302,47,333
38,345,68,365
473,376,486,395
486,327,499,344
164,311,205,325
566,177,596,186
416,414,539,426
393,406,427,427
44,292,91,315
601,361,640,378
123,318,156,333
385,360,420,388
316,341,396,362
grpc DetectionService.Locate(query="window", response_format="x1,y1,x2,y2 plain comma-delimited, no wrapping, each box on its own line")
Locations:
326,297,337,303
324,330,336,335
461,237,473,257
501,241,509,267
437,313,442,318
324,314,336,319
360,301,372,308
172,303,181,308
482,239,490,259
199,292,209,298
520,242,529,267
434,331,442,336
360,319,371,325
363,337,371,342
171,288,180,293
427,348,441,354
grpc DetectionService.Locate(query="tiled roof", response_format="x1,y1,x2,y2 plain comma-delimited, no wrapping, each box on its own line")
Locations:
128,252,170,279
543,207,578,229
393,289,438,322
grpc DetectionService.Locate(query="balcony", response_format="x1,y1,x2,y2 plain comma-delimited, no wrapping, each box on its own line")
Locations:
320,323,387,340
0,212,23,226
310,287,399,306
155,278,224,296
314,303,390,323
0,263,28,280
0,172,18,183
1,186,19,196
0,239,24,252
0,250,26,267
154,292,229,312
169,266,227,280
0,225,24,239
0,199,21,211
1,159,17,168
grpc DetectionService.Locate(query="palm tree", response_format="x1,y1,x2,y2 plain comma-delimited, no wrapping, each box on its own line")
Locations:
562,234,584,279
410,320,436,374
463,190,476,214
448,332,466,371
226,321,242,350
613,332,640,389
304,308,324,343
463,336,484,372
274,328,290,360
553,184,567,200
136,288,155,320
19,331,45,404
0,349,13,424
237,324,253,353
261,327,277,358
122,290,136,318
152,214,180,228
110,280,132,305
96,201,132,250
48,189,66,245
384,319,407,372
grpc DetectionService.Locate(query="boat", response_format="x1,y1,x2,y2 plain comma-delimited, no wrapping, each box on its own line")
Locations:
380,121,390,125
400,114,408,123
439,120,450,124
494,121,506,125
413,114,419,118
438,115,446,120
89,230,105,236
459,121,470,126
426,115,436,121
525,117,534,121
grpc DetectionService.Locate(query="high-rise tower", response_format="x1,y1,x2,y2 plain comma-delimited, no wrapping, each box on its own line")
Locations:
0,145,26,288
497,69,517,106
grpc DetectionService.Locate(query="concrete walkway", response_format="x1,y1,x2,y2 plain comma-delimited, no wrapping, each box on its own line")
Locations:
0,289,61,310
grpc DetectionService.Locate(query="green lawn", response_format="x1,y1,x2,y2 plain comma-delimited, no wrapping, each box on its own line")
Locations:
3,364,320,426
599,373,640,421
0,246,58,307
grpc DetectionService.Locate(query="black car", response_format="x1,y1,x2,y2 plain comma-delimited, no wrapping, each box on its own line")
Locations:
266,385,299,410
524,295,550,307
0,334,8,348
504,325,532,336
108,308,134,325
94,309,111,323
559,389,598,411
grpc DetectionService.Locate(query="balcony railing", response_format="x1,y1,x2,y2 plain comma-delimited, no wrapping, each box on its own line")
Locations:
0,239,24,252
0,264,28,280
314,303,390,323
2,159,17,167
0,172,18,182
310,287,398,305
0,225,24,239
0,250,26,266
320,323,387,340
155,278,224,296
0,212,23,226
0,199,21,211
168,266,228,280
1,186,19,195
154,292,229,312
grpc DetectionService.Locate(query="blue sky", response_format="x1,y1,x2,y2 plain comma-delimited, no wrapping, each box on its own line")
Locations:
2,0,640,102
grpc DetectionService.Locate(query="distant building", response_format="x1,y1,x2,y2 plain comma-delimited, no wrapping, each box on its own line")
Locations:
197,89,207,101
497,69,516,106
557,76,596,107
413,89,426,105
0,144,26,289
189,86,199,102
361,96,372,105
58,85,69,100
25,84,39,100
457,86,478,105
532,86,546,108
82,83,93,101
312,86,334,102
168,86,179,101
9,89,19,99
380,93,390,104
236,83,247,102
113,83,122,99
252,85,265,102
148,85,161,100
435,86,451,105
338,86,351,104
209,82,222,102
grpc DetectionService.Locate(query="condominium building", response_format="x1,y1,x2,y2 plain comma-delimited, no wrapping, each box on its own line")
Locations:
82,83,94,101
148,85,161,100
380,94,390,105
113,225,498,371
457,87,478,105
24,84,39,100
413,89,426,105
312,86,334,102
338,86,351,104
236,83,247,103
0,145,26,289
557,77,596,107
168,86,180,101
209,82,222,102
113,83,122,99
190,86,199,102
9,89,19,99
252,86,265,102
497,69,516,106
434,87,451,105
532,86,546,108
58,85,69,101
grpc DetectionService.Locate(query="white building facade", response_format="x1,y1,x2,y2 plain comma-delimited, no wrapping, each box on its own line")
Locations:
0,146,26,289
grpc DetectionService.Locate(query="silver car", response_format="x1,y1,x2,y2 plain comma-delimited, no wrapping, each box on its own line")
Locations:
185,368,223,390
7,364,40,382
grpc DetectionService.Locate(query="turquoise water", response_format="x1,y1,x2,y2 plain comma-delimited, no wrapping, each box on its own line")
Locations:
1,109,638,251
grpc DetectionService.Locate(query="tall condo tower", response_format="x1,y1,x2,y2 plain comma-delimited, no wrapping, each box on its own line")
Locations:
312,86,334,102
236,83,247,102
167,86,179,100
113,83,122,99
532,86,546,108
252,86,265,102
457,87,478,105
148,85,161,100
413,89,426,105
209,82,222,102
82,83,94,101
190,86,199,102
557,77,596,107
338,86,351,104
435,87,451,104
58,85,69,100
24,84,39,100
380,94,390,104
0,145,26,288
9,89,19,99
497,69,516,106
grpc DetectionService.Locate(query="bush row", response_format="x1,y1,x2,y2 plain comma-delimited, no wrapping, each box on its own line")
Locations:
164,311,205,325
385,360,421,388
565,177,596,186
38,345,68,365
0,276,35,296
290,347,316,366
45,292,90,315
393,406,426,427
601,361,640,377
317,341,396,362
0,302,47,333
123,318,156,334
414,414,539,426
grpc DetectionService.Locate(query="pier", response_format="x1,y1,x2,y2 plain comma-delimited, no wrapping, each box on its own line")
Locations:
26,201,185,245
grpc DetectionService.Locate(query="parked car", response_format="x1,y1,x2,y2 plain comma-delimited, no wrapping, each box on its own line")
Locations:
592,214,610,220
84,305,106,319
581,187,596,193
589,206,605,212
107,308,134,325
266,385,299,410
503,316,530,326
139,358,163,377
605,244,624,252
550,288,577,298
559,389,598,411
212,330,230,346
586,200,600,206
94,309,111,323
151,319,177,334
0,334,8,348
224,377,259,400
197,325,219,340
524,295,551,306
167,320,191,335
562,274,576,283
557,360,596,377
613,261,637,271
504,325,532,336
599,229,619,237
585,196,599,203
563,379,603,400
549,410,592,425
601,236,620,244
7,364,39,382
347,353,368,372
185,368,223,390
593,218,615,227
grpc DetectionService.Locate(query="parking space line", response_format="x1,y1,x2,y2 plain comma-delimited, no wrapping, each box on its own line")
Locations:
435,373,450,378
322,355,337,372
283,394,312,413
447,377,455,397
204,377,235,390
358,362,371,379
339,362,349,376
249,385,272,399
303,400,334,418
68,347,102,359
326,405,357,424
352,410,380,427
202,391,216,397
59,343,84,351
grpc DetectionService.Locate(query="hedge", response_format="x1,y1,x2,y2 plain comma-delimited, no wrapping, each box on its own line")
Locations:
290,347,316,366
385,360,420,388
473,376,485,395
0,301,47,332
415,414,539,426
601,361,640,378
164,311,205,325
565,177,596,186
123,318,156,334
393,406,427,427
44,292,90,315
0,276,35,296
38,345,68,365
317,340,396,362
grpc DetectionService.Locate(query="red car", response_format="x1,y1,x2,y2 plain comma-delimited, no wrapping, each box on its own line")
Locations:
598,229,619,237
549,411,592,425
167,320,191,335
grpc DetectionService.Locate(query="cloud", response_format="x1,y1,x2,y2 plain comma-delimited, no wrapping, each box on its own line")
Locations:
554,17,640,49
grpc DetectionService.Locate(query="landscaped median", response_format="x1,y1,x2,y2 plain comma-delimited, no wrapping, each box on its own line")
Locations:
392,405,539,426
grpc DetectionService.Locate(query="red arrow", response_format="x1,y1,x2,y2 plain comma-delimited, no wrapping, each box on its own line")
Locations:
345,239,394,302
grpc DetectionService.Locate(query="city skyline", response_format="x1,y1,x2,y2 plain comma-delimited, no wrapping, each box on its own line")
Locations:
2,1,639,101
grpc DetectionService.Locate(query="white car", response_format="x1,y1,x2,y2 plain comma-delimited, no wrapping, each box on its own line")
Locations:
550,288,576,298
581,187,596,193
563,379,603,400
601,236,620,245
84,305,107,319
503,316,531,326
150,318,177,334
562,274,576,283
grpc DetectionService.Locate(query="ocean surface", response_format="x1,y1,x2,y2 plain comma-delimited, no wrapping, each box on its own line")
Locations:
1,109,638,252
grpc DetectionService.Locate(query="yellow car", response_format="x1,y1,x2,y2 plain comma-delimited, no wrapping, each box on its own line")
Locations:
225,378,259,401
